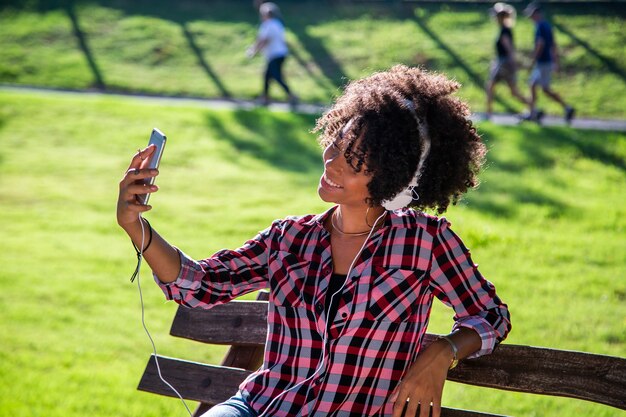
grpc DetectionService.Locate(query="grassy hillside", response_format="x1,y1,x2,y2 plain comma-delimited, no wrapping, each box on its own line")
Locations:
0,0,625,118
0,89,624,416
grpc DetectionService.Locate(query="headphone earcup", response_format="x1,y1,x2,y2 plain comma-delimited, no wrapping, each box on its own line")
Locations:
382,189,413,211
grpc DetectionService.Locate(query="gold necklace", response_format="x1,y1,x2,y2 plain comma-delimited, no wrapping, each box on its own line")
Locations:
330,213,372,237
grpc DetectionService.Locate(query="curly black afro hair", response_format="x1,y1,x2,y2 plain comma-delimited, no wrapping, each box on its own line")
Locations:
314,65,486,214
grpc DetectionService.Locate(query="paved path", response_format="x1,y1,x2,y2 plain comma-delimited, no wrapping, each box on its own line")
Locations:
3,85,625,132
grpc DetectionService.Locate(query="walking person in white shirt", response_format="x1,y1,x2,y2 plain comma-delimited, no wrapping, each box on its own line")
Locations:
247,2,298,107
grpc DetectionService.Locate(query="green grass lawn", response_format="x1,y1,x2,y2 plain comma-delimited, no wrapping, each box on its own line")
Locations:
0,1,625,118
0,89,624,417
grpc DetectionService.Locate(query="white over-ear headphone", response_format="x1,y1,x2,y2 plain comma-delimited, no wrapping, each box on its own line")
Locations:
382,99,431,211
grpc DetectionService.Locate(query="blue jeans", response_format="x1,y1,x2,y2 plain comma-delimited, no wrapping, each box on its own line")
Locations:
200,392,257,417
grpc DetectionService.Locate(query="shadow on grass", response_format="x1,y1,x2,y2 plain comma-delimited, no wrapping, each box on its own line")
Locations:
288,25,349,93
465,126,626,218
487,125,626,174
465,181,567,219
65,1,105,89
204,109,321,174
410,10,483,89
288,42,338,95
522,127,626,173
181,23,232,98
552,20,626,84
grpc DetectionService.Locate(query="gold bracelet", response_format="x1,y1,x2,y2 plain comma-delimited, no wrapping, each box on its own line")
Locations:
439,335,459,370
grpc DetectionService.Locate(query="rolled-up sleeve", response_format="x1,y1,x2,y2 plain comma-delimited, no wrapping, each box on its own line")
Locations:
428,219,511,357
155,222,278,309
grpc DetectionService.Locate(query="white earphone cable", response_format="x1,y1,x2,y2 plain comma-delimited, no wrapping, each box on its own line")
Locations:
136,214,193,417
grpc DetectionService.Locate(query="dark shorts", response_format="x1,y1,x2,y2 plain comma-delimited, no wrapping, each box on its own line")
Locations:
489,58,517,84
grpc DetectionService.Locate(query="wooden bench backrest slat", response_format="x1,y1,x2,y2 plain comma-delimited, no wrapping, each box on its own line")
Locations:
138,355,250,405
137,356,509,417
143,296,626,414
170,300,268,346
446,342,626,410
169,301,626,411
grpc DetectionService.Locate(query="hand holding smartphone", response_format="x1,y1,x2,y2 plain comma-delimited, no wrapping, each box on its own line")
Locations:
136,128,166,205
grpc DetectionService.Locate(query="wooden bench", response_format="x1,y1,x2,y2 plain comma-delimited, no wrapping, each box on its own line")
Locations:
138,292,626,416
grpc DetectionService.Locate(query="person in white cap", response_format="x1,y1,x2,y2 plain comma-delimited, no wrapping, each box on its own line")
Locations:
485,2,529,120
247,2,298,107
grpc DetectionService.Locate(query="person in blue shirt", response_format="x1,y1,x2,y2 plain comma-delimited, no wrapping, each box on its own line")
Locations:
523,2,575,124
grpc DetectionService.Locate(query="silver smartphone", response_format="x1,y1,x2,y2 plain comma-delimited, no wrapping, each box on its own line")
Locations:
137,128,166,205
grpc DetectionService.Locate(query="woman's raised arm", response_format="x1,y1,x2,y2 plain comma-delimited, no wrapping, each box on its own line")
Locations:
117,145,181,283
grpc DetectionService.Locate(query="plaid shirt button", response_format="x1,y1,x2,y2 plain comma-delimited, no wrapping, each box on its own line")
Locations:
315,302,324,313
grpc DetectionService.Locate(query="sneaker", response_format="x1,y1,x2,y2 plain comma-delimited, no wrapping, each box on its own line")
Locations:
518,112,534,122
288,94,299,108
255,95,269,106
519,109,544,124
565,106,575,124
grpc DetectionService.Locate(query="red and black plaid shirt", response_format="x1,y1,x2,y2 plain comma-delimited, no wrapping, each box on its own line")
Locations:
157,207,511,416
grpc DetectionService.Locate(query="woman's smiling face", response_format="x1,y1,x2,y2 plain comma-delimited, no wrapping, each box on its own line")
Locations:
318,121,373,208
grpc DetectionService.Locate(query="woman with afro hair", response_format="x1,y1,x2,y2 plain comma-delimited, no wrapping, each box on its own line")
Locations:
117,65,511,417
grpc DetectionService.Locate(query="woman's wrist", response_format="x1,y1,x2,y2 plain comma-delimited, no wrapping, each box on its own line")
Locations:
123,217,150,246
437,335,459,369
120,214,141,231
435,328,482,369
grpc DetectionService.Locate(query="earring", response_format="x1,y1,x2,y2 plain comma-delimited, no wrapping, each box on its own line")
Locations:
365,206,374,227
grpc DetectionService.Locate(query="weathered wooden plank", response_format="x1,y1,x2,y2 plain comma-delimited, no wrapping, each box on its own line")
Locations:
138,355,506,417
190,345,264,417
166,302,626,410
138,355,250,405
170,301,268,346
447,344,626,410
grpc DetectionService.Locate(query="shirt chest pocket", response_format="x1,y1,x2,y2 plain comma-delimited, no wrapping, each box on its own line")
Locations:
268,251,311,308
365,266,428,322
